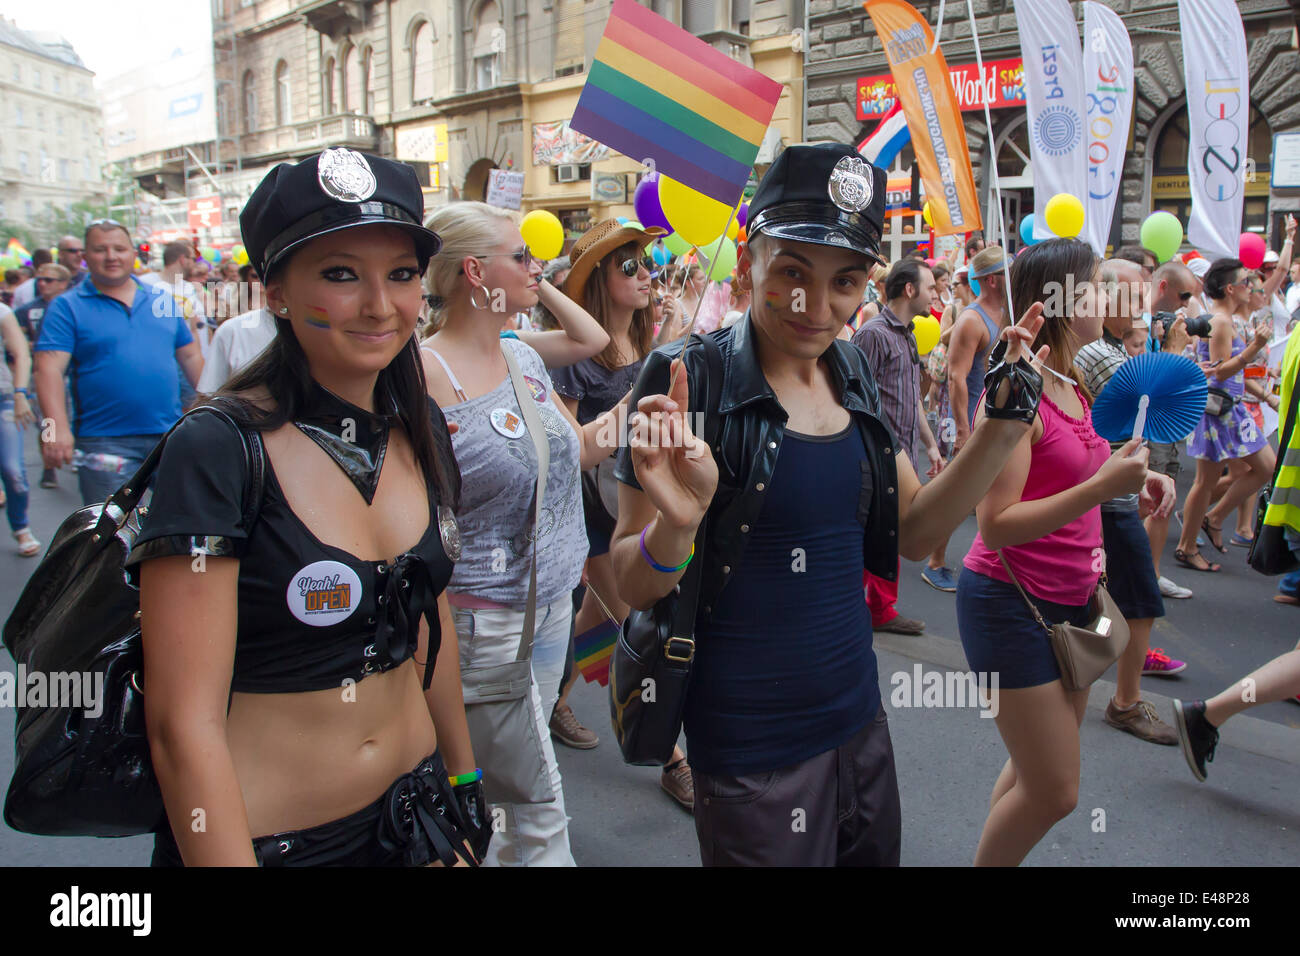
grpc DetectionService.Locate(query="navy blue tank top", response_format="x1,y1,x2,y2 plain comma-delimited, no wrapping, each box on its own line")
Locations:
685,422,881,776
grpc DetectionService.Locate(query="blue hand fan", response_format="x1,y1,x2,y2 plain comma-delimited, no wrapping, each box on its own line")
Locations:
1091,352,1207,444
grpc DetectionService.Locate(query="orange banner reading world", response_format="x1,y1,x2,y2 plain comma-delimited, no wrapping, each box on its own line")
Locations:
863,0,981,237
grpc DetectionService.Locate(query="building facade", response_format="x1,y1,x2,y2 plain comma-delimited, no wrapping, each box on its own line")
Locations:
805,0,1300,261
118,0,804,251
0,18,107,230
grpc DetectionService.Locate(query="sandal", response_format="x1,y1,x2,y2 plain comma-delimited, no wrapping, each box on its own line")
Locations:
1175,548,1220,573
13,528,41,557
1201,517,1226,553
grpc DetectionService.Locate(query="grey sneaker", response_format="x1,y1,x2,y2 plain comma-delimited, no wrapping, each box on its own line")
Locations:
1104,698,1178,746
1158,576,1193,599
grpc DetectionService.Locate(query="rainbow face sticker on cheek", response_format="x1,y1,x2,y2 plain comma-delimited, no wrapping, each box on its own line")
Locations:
763,290,784,310
304,306,330,330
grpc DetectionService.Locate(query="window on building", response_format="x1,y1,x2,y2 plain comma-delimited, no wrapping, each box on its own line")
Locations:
15,106,22,127
0,200,6,219
56,114,64,135
82,118,88,137
683,0,712,34
411,21,433,104
323,57,336,113
651,0,672,18
33,68,41,89
342,45,358,112
58,158,69,181
732,0,750,34
24,200,33,220
36,110,44,128
18,151,28,174
242,70,256,133
362,48,375,113
11,63,18,82
275,60,291,125
53,74,60,94
472,0,502,90
84,157,91,180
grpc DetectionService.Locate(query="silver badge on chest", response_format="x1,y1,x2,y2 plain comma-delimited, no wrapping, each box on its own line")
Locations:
828,156,873,213
438,505,462,561
317,147,378,203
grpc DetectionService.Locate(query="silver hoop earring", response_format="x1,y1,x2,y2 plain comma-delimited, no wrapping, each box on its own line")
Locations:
469,285,491,311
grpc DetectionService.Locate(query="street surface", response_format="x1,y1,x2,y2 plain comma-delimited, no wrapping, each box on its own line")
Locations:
1,425,1295,866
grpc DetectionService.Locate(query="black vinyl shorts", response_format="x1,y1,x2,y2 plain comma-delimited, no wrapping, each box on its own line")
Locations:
152,750,472,867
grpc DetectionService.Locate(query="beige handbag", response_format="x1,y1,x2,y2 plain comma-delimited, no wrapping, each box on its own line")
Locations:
997,552,1130,692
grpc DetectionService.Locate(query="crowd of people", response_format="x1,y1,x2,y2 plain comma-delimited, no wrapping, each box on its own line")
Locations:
5,141,1298,867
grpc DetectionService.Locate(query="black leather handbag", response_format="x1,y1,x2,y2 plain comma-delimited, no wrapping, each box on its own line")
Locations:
609,334,722,766
3,403,264,837
1249,376,1300,576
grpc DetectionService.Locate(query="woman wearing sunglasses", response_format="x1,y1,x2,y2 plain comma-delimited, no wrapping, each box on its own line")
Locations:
546,220,694,806
420,202,620,865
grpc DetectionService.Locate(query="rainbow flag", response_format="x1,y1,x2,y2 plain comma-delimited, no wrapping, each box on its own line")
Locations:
304,305,330,329
6,239,31,263
570,0,783,208
574,619,619,687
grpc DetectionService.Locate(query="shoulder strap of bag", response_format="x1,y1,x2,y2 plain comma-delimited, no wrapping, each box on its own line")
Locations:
670,333,725,637
502,341,548,664
995,550,1053,636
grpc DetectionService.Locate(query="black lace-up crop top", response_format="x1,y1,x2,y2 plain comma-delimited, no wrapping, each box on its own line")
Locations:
125,400,460,694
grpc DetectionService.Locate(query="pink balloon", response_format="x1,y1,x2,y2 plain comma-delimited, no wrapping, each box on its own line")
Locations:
1239,232,1266,270
925,257,938,268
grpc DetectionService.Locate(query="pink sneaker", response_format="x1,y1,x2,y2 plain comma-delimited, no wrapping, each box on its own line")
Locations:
1142,648,1187,676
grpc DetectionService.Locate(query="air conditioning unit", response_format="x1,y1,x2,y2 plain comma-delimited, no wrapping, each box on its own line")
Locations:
556,164,581,183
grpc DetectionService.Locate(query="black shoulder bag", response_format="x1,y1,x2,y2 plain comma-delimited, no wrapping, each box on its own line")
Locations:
3,403,264,837
609,333,723,766
1249,375,1300,575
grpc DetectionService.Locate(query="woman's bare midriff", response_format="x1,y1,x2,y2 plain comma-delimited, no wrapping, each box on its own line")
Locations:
226,661,437,837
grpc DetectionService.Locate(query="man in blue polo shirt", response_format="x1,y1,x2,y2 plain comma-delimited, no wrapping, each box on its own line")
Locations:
34,220,203,505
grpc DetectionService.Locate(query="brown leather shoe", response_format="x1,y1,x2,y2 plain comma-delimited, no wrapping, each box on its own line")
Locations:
549,703,599,749
660,758,694,812
875,614,925,635
1104,698,1178,746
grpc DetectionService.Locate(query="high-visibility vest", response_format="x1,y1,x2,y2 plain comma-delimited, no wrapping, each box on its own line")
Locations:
1263,331,1300,538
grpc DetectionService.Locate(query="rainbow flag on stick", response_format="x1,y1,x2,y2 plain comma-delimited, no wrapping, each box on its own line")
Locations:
570,0,783,208
6,239,31,263
574,619,619,687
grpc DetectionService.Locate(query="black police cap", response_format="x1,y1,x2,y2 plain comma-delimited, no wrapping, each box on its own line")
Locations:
747,142,887,266
241,148,441,279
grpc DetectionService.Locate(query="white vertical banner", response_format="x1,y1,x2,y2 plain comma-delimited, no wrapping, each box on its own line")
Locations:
1081,2,1134,256
1178,0,1250,259
1014,0,1087,241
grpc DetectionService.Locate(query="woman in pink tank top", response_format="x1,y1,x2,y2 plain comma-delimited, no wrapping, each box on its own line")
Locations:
956,239,1153,866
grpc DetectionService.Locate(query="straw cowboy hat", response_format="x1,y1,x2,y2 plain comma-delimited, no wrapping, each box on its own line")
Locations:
562,218,667,302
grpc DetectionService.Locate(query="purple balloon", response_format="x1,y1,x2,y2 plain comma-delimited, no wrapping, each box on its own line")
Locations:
737,202,748,229
633,177,672,232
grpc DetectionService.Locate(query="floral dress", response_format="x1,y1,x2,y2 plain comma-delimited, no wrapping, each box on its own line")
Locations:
1188,334,1269,462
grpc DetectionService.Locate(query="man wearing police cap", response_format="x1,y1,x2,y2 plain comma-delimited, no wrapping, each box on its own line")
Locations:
612,142,1050,866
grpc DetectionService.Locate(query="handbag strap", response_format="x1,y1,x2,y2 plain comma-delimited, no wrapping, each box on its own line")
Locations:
1264,360,1300,495
670,332,725,641
995,550,1053,636
501,340,548,664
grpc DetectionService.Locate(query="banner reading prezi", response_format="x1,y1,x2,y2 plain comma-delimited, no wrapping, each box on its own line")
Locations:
1015,0,1087,242
863,0,981,237
1081,1,1133,256
1178,0,1250,260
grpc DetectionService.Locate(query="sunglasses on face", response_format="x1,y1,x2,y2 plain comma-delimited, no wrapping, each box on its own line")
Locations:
617,257,655,278
1178,291,1194,301
36,276,62,283
60,247,82,255
459,247,534,275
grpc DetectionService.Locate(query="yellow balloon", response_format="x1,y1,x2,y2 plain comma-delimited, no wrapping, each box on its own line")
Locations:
922,202,933,227
659,175,734,247
726,214,740,242
1044,193,1085,238
913,314,941,356
520,209,565,259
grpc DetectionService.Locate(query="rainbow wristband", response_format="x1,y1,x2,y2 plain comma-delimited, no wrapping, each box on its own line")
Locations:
448,768,482,787
639,523,694,573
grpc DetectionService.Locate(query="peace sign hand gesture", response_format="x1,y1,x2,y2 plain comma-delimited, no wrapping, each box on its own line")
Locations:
627,357,719,532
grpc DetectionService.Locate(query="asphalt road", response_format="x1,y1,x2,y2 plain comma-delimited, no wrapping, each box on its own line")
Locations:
0,425,1295,866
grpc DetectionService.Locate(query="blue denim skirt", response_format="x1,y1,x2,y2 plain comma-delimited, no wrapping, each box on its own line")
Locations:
956,569,1094,689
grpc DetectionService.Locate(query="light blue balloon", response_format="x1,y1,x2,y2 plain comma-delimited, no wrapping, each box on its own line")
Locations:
1019,214,1038,247
970,276,981,297
616,217,629,225
651,241,671,266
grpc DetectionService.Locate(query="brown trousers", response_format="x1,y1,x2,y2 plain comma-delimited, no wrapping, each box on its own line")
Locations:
692,706,902,866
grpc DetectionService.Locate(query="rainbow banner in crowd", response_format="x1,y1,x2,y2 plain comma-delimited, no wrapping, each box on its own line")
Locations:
864,0,981,236
574,619,619,687
570,0,783,208
6,239,31,263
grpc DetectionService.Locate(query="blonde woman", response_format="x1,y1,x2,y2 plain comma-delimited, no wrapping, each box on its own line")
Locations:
419,201,617,866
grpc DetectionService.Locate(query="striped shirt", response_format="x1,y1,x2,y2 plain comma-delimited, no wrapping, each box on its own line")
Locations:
851,305,919,460
1075,329,1138,511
